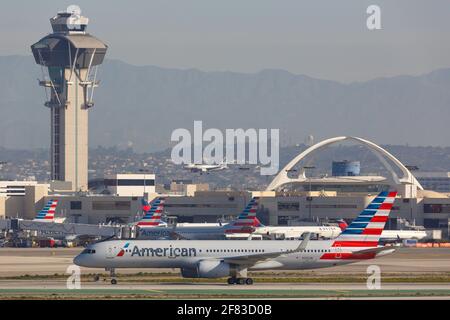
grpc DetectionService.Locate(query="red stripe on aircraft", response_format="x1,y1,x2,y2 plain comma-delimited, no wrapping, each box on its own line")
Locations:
370,216,388,223
388,192,397,197
332,241,379,247
320,252,377,260
362,228,383,235
137,222,159,226
379,203,393,210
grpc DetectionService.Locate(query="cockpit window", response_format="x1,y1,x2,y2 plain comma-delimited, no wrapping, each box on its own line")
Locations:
81,249,96,254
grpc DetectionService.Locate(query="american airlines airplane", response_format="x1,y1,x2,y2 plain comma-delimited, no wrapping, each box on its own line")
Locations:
137,197,341,240
136,197,256,240
33,199,66,223
333,218,430,242
74,191,398,285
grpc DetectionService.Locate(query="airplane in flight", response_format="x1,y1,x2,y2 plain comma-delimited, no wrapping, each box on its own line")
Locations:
137,197,341,240
74,191,398,285
183,162,228,173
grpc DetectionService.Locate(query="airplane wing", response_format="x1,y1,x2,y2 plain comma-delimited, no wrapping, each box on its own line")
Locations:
351,246,395,255
223,232,311,266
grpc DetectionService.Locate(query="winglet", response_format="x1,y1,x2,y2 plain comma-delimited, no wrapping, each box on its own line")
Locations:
292,232,311,253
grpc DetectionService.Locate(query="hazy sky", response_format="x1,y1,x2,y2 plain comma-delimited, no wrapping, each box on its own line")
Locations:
1,0,449,82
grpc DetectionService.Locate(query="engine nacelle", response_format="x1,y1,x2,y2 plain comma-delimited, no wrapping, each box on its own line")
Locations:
198,260,231,278
180,267,200,278
181,260,231,279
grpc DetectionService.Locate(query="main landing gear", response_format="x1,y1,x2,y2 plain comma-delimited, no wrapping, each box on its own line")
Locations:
227,277,254,285
92,269,117,284
105,268,117,285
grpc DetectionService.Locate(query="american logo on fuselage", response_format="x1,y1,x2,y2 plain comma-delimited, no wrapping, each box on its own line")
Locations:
129,245,197,258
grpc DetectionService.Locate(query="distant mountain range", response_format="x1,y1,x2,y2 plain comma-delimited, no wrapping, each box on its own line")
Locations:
0,55,449,152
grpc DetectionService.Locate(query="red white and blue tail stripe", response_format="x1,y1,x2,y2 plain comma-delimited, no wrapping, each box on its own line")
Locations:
136,197,165,227
33,199,58,222
319,191,397,260
332,191,397,248
225,197,261,233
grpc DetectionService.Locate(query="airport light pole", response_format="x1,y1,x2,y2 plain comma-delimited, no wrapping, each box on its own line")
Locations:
405,165,419,222
139,168,151,197
0,161,7,180
303,166,316,221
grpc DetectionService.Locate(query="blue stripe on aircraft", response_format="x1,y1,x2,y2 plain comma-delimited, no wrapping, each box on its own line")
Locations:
354,216,372,222
342,228,364,235
348,222,368,228
371,197,385,204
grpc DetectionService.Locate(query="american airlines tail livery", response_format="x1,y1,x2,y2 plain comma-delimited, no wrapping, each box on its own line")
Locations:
33,199,59,222
74,191,397,285
137,196,341,240
136,197,167,227
136,197,259,240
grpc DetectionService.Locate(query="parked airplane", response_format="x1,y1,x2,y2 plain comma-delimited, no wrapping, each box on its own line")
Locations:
33,199,66,223
137,197,258,240
74,191,397,285
138,197,341,240
136,198,167,228
336,218,429,242
26,199,111,244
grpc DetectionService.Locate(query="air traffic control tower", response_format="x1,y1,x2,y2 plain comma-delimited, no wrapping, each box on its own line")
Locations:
31,9,107,191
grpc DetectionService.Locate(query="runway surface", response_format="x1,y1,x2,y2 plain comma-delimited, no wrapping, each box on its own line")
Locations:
0,280,449,299
0,247,449,276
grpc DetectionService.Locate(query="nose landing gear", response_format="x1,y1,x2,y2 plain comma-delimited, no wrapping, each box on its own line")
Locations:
106,268,117,285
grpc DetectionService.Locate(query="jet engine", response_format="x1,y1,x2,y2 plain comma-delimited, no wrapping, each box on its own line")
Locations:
181,260,231,278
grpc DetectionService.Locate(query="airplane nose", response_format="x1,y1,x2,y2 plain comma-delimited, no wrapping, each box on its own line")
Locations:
73,254,84,267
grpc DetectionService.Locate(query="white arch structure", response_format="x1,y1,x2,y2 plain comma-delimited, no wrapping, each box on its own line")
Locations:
266,136,423,192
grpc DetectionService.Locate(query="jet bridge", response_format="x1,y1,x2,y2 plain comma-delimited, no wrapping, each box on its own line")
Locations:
0,218,134,239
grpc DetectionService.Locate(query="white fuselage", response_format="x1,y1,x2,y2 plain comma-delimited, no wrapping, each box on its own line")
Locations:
138,224,341,240
254,226,341,239
138,224,229,240
74,239,391,273
380,230,428,241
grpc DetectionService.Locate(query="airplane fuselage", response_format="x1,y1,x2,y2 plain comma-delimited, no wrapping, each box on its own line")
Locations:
254,226,341,239
138,225,228,240
74,239,390,272
138,224,341,240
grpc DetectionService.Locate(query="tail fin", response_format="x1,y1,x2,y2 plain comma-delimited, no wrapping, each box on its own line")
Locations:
33,199,58,222
136,197,165,227
225,197,261,233
337,219,348,231
333,191,397,247
141,198,151,212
